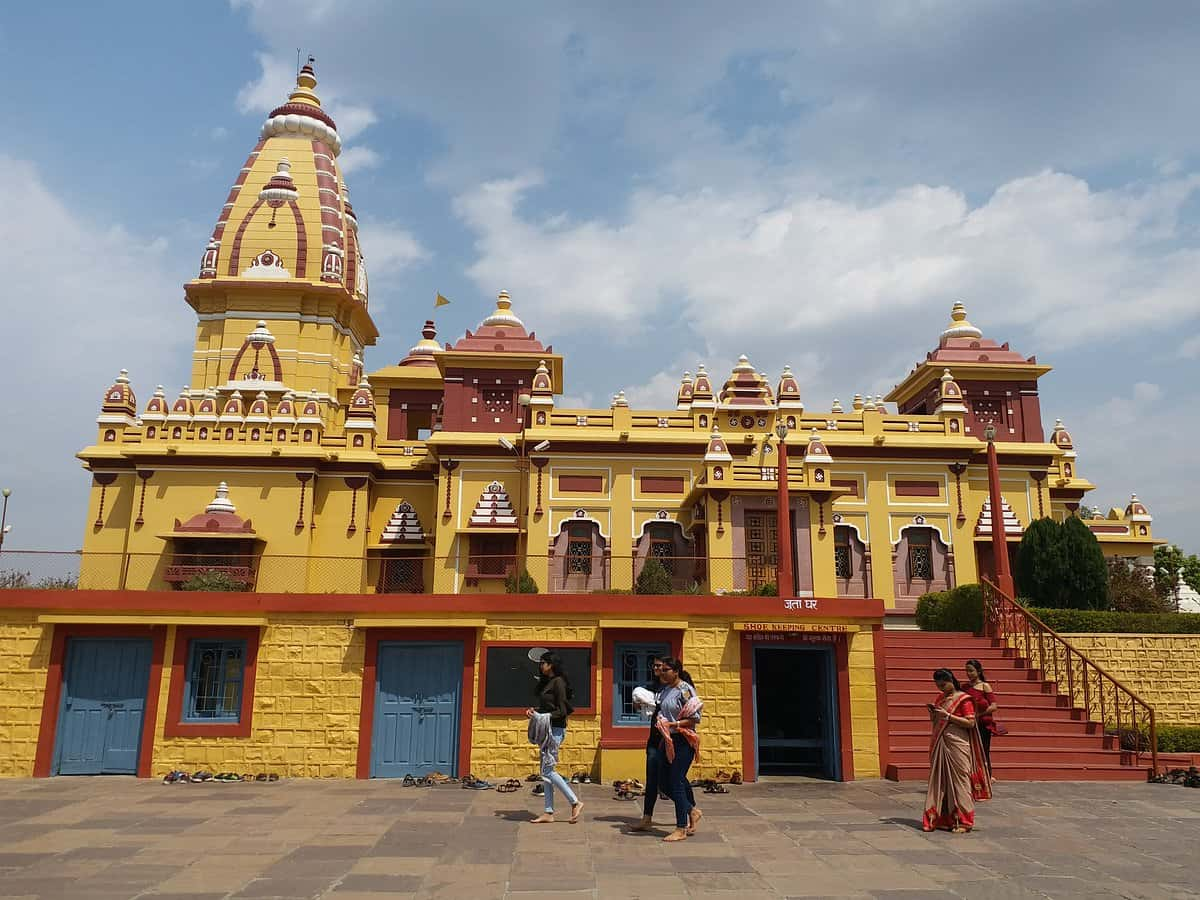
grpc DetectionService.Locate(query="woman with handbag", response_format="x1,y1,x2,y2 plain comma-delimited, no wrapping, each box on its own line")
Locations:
963,658,1002,782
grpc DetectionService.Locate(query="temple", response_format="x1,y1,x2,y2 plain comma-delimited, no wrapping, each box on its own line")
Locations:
0,63,1162,783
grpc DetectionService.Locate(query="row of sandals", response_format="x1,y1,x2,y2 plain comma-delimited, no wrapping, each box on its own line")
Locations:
162,770,280,783
613,769,743,801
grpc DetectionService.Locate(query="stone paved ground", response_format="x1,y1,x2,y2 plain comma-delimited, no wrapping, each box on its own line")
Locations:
0,777,1197,899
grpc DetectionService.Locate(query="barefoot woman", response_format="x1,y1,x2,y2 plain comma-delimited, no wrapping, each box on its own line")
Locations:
923,668,991,833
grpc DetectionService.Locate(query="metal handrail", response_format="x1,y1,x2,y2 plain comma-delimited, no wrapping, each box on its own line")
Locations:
981,577,1157,774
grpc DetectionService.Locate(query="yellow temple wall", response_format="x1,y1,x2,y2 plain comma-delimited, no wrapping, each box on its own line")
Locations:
0,611,882,781
0,611,49,777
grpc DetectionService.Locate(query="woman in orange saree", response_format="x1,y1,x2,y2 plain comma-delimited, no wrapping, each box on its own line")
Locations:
923,668,991,833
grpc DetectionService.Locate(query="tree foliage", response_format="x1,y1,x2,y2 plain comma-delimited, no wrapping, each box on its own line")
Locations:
179,569,249,592
1015,517,1067,607
1014,516,1108,610
0,569,78,590
635,558,673,595
1106,558,1169,613
503,569,538,594
1154,544,1200,607
1060,515,1110,610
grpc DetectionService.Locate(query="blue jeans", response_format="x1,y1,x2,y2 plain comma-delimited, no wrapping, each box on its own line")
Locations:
666,737,697,828
644,738,696,827
541,726,578,814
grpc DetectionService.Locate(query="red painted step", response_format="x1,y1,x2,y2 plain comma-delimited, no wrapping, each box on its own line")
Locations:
880,630,1140,782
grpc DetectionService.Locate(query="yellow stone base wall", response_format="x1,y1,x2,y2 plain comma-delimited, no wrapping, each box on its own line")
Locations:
1061,634,1200,725
0,613,882,780
0,612,49,777
152,620,366,778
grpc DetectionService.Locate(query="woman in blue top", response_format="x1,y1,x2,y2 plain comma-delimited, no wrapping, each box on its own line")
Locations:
630,656,701,842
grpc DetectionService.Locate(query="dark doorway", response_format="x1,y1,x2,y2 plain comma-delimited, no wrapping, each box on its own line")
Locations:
752,645,841,779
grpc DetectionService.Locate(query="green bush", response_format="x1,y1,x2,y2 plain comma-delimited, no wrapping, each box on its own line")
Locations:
179,570,249,592
1112,724,1200,754
0,570,78,590
1061,516,1109,610
1030,607,1200,634
915,584,984,633
1158,725,1200,754
503,569,538,594
1015,516,1109,610
635,558,673,595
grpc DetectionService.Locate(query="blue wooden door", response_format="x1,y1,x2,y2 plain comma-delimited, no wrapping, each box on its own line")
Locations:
55,638,152,775
372,641,463,778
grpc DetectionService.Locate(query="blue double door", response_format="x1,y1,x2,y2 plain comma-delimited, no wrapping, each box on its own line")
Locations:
54,638,153,775
371,641,463,779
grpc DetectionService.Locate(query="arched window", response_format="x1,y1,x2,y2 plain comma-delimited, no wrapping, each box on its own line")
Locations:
834,525,869,599
303,429,313,442
224,428,234,441
277,429,286,442
172,427,182,440
104,429,116,442
893,525,952,601
198,427,208,440
250,428,261,441
146,426,156,439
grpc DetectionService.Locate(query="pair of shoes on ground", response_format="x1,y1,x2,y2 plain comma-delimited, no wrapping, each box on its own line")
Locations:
569,771,593,784
613,778,644,800
162,770,279,784
496,778,522,793
460,773,494,790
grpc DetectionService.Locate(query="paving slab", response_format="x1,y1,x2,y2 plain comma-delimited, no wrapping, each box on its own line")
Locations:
0,779,1198,897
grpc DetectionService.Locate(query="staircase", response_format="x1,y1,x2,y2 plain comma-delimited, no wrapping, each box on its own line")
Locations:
881,631,1144,781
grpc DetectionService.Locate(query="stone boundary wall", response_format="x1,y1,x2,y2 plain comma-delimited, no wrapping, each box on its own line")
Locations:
1063,634,1200,725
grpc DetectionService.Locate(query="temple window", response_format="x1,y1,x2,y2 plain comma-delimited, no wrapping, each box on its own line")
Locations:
146,426,156,439
198,427,208,440
834,525,870,599
250,428,261,441
376,553,425,594
303,429,313,442
468,534,517,578
224,428,234,441
613,642,669,725
183,639,246,722
104,429,116,442
568,524,594,575
834,529,852,579
550,521,606,591
353,434,364,447
908,529,933,579
893,525,952,601
276,429,286,442
172,427,182,440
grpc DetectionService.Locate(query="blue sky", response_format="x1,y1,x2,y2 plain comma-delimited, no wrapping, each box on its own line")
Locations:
1,1,1198,555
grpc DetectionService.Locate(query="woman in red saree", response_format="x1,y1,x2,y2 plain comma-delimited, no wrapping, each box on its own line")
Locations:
923,668,991,833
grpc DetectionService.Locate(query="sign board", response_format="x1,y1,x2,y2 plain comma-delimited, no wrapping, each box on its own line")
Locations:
733,622,859,633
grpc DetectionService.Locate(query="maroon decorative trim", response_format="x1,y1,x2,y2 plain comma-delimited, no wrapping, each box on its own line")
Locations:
894,480,940,497
948,463,968,525
441,460,459,518
812,491,831,537
345,477,368,534
134,471,153,527
531,457,549,516
296,473,312,529
227,200,265,275
711,489,728,536
640,476,686,494
1029,471,1046,518
268,102,337,130
227,339,283,383
558,474,603,492
93,473,118,527
288,199,307,278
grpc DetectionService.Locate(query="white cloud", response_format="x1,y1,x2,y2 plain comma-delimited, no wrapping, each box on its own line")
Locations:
0,157,193,549
338,146,382,175
1178,334,1200,359
236,51,378,141
1072,382,1200,552
455,169,1200,355
359,219,430,279
210,126,229,141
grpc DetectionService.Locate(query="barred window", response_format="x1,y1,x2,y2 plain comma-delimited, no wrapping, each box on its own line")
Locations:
614,642,669,725
834,526,853,579
567,525,593,574
184,640,245,722
907,529,934,580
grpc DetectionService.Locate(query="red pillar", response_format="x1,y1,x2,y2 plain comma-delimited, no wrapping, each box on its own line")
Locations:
986,437,1015,597
776,437,794,598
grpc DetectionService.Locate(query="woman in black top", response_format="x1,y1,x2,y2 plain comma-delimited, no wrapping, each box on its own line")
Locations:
525,651,584,824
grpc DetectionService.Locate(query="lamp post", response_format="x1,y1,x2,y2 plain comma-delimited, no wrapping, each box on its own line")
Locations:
984,424,1015,597
774,423,794,598
0,488,11,556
